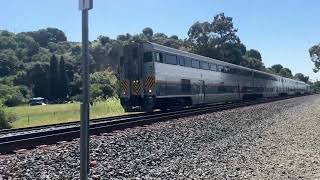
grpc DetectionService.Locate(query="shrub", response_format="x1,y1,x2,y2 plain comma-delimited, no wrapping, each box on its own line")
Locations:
0,84,26,107
90,70,119,100
0,102,14,129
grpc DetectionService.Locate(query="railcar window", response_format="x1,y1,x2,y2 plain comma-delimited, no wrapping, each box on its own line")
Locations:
191,59,200,68
185,58,192,67
224,66,231,73
200,62,209,70
165,54,177,65
218,65,224,72
155,52,163,63
143,52,153,62
178,56,185,66
210,63,217,71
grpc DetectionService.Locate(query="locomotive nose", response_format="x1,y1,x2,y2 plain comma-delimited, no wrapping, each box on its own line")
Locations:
132,80,142,95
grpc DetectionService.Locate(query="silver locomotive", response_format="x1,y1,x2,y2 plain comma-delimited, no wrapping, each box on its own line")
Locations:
119,42,310,112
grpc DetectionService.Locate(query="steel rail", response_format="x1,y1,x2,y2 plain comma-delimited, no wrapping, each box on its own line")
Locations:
0,96,295,154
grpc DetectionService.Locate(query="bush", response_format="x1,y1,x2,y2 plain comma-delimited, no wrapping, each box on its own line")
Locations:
70,95,81,102
90,70,119,101
0,84,26,107
0,102,14,129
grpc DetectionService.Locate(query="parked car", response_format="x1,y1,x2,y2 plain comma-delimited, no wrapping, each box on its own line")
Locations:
30,97,46,106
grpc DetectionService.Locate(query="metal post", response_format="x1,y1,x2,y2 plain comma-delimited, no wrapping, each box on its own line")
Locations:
80,9,90,180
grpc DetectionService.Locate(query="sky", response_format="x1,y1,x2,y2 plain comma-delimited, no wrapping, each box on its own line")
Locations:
1,0,319,81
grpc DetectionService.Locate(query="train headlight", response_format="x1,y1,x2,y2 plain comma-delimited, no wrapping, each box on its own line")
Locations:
148,89,152,93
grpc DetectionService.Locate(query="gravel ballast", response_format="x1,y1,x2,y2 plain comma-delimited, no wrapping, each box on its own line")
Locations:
1,95,320,179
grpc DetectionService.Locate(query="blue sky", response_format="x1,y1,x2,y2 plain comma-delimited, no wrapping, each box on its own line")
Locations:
1,0,319,80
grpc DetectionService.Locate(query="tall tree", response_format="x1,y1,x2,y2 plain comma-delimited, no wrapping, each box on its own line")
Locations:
309,44,320,72
142,27,153,40
211,13,240,45
294,73,309,83
246,49,262,60
98,35,110,46
0,49,18,76
270,64,283,74
279,68,293,78
58,56,68,100
49,54,59,101
244,49,264,70
27,62,50,98
187,13,244,65
26,28,67,47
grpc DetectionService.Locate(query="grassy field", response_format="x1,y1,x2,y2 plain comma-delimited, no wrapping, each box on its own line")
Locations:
5,97,129,129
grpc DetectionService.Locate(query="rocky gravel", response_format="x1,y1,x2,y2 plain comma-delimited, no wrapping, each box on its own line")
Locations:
1,95,320,180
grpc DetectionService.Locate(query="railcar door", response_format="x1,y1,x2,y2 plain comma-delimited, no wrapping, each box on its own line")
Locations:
198,80,205,103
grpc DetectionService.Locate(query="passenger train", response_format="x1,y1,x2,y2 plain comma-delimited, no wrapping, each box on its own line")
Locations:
119,41,310,112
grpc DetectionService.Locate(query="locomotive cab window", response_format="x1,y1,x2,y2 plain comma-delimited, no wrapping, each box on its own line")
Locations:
218,65,224,72
200,62,209,70
210,63,217,71
191,59,200,68
155,52,163,63
184,58,192,67
143,51,153,62
178,56,185,66
166,54,177,65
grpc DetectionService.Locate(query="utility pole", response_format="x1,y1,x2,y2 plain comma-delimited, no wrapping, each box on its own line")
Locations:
79,0,93,180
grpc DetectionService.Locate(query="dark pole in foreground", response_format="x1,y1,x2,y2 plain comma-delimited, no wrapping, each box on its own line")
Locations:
79,1,93,179
80,9,90,180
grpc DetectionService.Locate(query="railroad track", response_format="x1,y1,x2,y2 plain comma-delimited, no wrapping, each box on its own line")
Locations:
0,96,297,154
0,112,147,135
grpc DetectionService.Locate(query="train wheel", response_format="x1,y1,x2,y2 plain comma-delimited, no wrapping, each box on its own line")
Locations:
142,97,155,112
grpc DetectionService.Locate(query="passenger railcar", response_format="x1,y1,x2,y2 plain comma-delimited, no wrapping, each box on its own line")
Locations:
119,42,309,112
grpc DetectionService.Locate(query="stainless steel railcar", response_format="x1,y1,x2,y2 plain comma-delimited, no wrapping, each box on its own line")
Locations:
119,42,310,112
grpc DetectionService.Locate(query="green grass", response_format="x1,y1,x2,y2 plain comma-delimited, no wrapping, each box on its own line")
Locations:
5,97,130,129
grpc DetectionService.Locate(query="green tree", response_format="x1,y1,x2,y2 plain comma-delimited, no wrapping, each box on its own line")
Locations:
294,73,309,83
211,13,239,45
0,85,25,107
58,56,68,100
98,35,111,46
187,13,244,65
309,44,320,72
270,64,283,74
31,47,51,62
27,62,50,98
243,49,264,70
244,57,265,70
69,73,82,98
26,28,67,47
142,27,153,39
90,70,118,100
0,49,19,76
170,35,179,40
15,33,40,56
246,49,262,60
0,35,17,50
116,33,132,41
279,68,293,78
49,54,59,101
311,81,320,93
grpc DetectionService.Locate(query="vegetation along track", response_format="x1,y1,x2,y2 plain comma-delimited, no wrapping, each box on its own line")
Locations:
0,96,303,154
